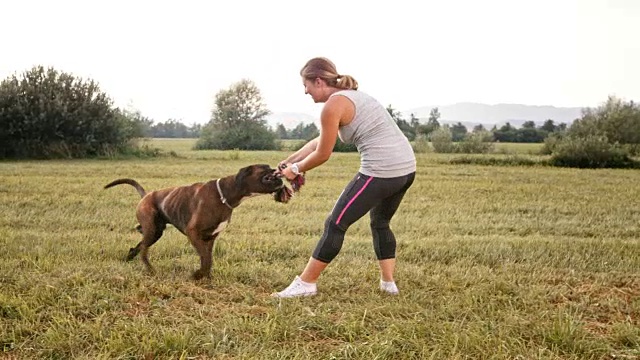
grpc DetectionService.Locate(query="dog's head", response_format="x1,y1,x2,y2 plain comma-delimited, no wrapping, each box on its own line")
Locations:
234,164,284,194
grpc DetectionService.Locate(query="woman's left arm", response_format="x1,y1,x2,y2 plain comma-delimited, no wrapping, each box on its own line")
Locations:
283,96,348,177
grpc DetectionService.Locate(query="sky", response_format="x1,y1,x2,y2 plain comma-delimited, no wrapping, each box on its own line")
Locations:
1,0,639,125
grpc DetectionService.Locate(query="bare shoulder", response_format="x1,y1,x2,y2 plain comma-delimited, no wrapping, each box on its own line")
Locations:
324,93,355,126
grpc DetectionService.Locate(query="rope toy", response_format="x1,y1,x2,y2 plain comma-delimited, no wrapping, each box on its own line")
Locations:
273,164,305,203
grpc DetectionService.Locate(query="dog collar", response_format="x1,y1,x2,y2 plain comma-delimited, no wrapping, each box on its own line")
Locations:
216,179,234,209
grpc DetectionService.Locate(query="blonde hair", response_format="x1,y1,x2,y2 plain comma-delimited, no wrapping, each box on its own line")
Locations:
300,57,358,90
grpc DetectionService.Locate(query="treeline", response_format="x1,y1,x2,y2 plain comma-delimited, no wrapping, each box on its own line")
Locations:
390,105,569,144
274,122,319,140
2,64,639,168
137,116,568,143
141,119,203,138
145,119,322,140
135,119,317,140
490,120,567,143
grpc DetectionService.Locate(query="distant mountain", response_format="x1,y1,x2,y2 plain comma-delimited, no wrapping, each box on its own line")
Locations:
268,102,586,130
403,102,585,128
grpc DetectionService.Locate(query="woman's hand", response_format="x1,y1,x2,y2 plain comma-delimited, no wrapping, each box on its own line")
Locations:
277,160,288,173
279,163,298,181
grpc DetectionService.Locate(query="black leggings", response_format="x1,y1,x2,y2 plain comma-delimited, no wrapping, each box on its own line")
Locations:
312,172,416,263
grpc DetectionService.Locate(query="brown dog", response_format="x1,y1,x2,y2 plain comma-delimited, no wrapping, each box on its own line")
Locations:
104,164,285,280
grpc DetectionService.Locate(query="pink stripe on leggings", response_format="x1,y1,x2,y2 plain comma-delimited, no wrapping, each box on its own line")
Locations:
336,176,374,225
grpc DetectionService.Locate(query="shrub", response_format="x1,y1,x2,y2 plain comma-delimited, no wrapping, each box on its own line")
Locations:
0,66,142,159
549,135,637,169
430,127,456,153
540,132,565,155
430,128,494,154
196,79,277,151
412,135,431,154
457,132,495,154
570,96,640,146
194,122,277,151
332,139,358,152
286,138,357,153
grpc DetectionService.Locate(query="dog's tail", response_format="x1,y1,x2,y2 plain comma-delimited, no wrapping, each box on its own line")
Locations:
104,178,147,198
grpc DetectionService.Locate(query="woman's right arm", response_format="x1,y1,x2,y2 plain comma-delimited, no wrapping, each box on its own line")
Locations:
284,137,319,163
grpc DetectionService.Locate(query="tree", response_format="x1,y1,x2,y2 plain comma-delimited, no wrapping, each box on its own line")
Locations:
301,122,319,140
429,107,441,124
472,124,493,142
387,104,415,140
151,118,190,138
290,122,306,139
473,124,486,133
516,127,546,143
450,122,468,142
546,96,640,167
522,121,536,129
0,65,141,158
499,122,515,132
540,119,557,133
187,123,203,138
569,96,640,147
493,122,517,142
386,104,403,123
275,124,288,139
418,107,441,136
410,113,420,132
195,79,277,150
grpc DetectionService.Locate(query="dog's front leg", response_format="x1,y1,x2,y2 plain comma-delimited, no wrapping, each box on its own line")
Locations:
189,230,218,280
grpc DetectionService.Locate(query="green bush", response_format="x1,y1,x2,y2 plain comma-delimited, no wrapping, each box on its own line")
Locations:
195,79,277,151
332,138,358,152
430,127,456,153
622,144,640,157
430,128,493,154
549,135,637,169
194,122,277,150
287,137,357,153
540,133,565,155
0,66,142,159
457,132,495,154
570,96,640,146
412,135,431,154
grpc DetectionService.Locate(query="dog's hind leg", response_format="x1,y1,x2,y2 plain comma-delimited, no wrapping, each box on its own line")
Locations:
138,224,167,275
127,223,165,261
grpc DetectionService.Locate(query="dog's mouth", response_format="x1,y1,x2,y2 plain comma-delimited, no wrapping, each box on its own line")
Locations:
262,171,285,190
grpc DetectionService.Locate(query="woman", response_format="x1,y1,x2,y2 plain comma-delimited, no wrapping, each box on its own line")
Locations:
273,57,416,298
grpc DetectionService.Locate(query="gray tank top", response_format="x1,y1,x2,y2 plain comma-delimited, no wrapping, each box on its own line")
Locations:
331,90,416,178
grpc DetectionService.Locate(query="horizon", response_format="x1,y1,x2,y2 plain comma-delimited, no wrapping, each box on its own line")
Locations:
2,0,638,125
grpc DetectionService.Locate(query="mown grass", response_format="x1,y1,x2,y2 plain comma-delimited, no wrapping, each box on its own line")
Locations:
1,139,639,359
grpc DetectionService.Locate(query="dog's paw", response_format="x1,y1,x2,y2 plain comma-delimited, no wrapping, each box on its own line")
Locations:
125,247,139,261
192,269,211,281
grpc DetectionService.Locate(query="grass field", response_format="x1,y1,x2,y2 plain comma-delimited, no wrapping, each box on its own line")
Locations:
1,139,639,359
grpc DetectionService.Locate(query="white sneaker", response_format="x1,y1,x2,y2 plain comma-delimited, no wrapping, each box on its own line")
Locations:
271,276,317,298
380,280,399,295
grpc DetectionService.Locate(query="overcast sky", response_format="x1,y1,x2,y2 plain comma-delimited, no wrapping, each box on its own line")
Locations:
1,0,638,124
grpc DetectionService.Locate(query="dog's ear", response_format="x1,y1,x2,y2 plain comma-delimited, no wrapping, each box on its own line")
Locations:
235,166,254,188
